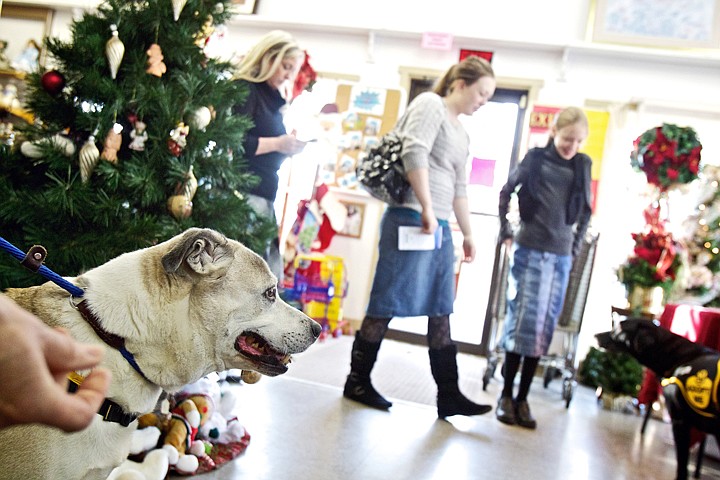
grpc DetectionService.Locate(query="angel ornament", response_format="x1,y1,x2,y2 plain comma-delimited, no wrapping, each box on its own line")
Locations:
128,120,148,151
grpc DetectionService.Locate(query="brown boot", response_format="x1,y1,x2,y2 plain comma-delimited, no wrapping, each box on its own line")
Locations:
515,400,537,429
496,396,516,425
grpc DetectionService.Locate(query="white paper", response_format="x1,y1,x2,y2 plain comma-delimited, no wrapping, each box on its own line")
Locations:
398,226,438,251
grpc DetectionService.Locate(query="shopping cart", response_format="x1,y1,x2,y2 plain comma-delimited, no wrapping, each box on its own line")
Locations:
482,232,600,408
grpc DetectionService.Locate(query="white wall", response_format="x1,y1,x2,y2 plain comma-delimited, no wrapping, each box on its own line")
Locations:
13,0,720,360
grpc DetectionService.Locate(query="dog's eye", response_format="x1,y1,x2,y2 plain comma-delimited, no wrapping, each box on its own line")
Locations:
264,286,277,302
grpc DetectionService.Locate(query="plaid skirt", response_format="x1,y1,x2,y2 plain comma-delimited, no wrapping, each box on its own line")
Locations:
366,208,455,318
500,244,572,357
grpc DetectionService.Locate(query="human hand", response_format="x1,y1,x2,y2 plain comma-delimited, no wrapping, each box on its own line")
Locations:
420,208,438,235
462,236,476,263
276,133,307,155
0,295,111,432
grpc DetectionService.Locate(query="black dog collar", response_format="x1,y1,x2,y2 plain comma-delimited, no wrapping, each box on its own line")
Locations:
67,373,137,427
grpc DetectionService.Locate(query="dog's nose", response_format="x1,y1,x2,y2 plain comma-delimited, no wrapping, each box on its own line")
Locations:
310,320,322,338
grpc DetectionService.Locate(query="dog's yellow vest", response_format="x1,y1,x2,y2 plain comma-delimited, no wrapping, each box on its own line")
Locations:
662,358,720,418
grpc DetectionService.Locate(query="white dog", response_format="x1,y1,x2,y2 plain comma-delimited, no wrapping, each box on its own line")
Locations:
0,228,320,479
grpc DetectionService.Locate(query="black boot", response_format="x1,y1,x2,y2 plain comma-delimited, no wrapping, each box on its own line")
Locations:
343,333,392,410
429,345,492,419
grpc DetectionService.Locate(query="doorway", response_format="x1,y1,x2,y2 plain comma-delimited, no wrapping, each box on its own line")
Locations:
386,87,528,355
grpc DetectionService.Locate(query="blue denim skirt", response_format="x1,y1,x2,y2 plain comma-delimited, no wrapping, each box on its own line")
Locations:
366,208,455,318
500,244,572,357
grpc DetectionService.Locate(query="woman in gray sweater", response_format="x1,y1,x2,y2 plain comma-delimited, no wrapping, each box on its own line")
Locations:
343,56,496,418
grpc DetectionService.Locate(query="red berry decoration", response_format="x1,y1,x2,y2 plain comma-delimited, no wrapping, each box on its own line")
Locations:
41,70,66,95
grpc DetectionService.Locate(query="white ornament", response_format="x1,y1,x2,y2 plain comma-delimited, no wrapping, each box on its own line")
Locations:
172,0,188,21
190,106,211,131
20,134,76,159
79,136,100,182
105,25,125,80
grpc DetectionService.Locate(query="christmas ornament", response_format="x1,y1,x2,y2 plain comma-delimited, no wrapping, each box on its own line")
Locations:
167,122,189,157
105,25,125,80
194,15,214,48
145,43,167,77
20,134,75,159
168,194,193,219
172,0,188,21
79,135,100,182
190,106,211,131
128,120,148,151
0,84,21,110
168,166,198,219
40,70,66,96
100,123,123,163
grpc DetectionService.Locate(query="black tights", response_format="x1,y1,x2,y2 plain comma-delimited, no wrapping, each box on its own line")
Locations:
502,352,539,402
358,314,453,349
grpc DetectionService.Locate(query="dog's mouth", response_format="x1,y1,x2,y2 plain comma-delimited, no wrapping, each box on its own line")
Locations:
235,331,292,376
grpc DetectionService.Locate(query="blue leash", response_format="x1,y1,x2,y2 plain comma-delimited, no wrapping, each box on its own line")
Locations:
0,235,150,384
0,236,84,297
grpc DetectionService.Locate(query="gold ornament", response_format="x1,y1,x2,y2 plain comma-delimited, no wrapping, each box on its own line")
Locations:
172,0,188,21
79,136,100,182
183,165,198,199
105,25,125,80
168,166,198,220
194,15,214,48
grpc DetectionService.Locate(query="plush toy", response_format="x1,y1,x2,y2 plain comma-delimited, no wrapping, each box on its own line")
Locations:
137,393,214,475
106,449,169,480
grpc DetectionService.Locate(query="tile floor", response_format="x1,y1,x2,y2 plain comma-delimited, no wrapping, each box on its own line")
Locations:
177,337,720,480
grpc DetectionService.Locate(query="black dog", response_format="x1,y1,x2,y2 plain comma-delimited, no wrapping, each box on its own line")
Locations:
596,318,720,480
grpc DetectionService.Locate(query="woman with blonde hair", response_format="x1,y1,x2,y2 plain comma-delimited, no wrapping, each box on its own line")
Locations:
233,30,309,281
496,106,593,429
343,56,497,419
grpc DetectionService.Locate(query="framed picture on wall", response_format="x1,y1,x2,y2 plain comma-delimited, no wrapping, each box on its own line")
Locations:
337,201,365,239
591,0,720,48
231,0,259,15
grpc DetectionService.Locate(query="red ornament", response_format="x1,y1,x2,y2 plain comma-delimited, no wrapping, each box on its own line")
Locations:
41,70,66,95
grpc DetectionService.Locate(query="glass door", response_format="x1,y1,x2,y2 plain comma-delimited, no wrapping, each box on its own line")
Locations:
387,88,527,354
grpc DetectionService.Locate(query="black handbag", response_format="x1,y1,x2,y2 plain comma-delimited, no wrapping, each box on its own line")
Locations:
356,131,410,205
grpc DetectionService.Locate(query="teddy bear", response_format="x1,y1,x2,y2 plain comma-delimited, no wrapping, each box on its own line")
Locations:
145,43,167,77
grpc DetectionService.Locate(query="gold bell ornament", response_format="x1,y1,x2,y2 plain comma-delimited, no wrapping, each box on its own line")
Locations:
105,24,125,80
79,135,100,182
168,166,198,220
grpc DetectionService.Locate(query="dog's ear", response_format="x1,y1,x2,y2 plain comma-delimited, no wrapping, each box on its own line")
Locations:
162,228,232,275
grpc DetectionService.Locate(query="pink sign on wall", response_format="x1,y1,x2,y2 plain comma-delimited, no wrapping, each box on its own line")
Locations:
421,32,454,51
469,158,496,186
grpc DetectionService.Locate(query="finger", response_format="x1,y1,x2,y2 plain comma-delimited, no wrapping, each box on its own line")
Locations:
42,332,105,374
41,368,111,433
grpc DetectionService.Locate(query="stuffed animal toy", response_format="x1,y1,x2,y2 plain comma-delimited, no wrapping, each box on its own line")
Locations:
137,393,214,475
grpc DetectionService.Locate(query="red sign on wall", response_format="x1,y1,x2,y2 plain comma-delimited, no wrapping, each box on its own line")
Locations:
459,49,494,63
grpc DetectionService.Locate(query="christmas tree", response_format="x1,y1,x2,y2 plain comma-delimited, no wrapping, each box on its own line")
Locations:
0,0,275,289
676,165,720,306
